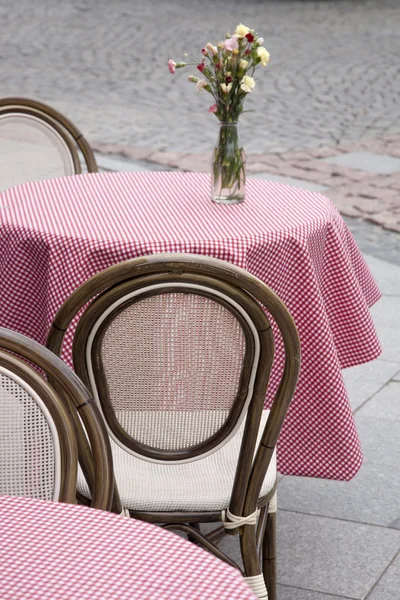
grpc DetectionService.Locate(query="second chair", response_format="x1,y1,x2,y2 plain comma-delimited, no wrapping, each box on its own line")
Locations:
0,327,115,511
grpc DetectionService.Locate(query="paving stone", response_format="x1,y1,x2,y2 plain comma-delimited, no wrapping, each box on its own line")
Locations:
96,154,153,172
356,382,400,421
178,154,211,173
146,151,187,167
342,360,400,411
365,174,400,191
322,153,400,175
324,192,364,218
371,326,400,363
278,461,400,528
364,255,400,294
368,553,400,600
92,143,155,161
354,414,400,468
276,511,400,598
276,585,344,600
307,147,344,159
368,210,400,233
389,518,400,530
369,296,400,329
354,197,397,215
248,172,328,193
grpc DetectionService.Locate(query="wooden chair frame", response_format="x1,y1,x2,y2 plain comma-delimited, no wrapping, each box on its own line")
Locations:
46,254,301,600
0,328,115,511
0,97,98,173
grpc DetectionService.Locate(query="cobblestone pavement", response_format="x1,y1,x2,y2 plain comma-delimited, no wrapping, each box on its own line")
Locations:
1,0,399,155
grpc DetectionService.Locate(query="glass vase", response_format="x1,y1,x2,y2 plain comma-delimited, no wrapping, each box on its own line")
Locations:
211,122,246,204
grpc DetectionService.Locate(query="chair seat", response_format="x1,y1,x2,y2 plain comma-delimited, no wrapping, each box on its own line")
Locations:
78,410,275,512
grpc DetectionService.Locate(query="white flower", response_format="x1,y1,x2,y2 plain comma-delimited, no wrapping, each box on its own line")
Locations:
257,37,264,45
234,23,251,38
196,79,207,91
257,46,270,66
239,59,249,70
205,42,218,55
220,82,233,93
240,75,256,93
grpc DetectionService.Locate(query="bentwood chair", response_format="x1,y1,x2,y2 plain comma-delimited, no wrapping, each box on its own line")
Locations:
46,254,300,600
0,97,97,192
0,328,115,510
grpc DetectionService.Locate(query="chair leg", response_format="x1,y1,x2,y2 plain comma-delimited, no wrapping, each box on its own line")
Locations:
240,523,269,599
262,492,277,600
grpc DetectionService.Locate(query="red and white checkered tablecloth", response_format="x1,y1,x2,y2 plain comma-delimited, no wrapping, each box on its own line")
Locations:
0,171,381,480
0,495,256,600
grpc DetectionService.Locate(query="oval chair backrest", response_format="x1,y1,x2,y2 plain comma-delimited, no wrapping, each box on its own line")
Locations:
0,350,77,503
0,97,98,192
0,328,116,512
47,253,300,516
72,273,274,464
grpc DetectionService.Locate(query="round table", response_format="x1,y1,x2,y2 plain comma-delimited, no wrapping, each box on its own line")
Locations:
0,495,256,600
0,171,381,480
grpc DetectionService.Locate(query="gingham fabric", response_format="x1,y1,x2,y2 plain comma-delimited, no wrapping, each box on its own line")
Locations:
0,172,381,480
0,495,257,600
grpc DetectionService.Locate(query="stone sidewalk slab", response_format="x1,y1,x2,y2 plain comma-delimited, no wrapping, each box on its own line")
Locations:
277,586,344,600
276,511,400,599
96,154,173,173
248,172,328,193
322,152,400,175
355,415,400,469
343,360,400,411
370,296,400,329
371,326,400,363
278,462,400,528
356,382,400,421
367,553,400,600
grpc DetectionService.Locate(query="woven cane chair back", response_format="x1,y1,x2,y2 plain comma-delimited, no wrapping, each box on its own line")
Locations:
0,350,77,503
73,276,269,463
47,254,300,511
0,97,97,192
0,328,116,511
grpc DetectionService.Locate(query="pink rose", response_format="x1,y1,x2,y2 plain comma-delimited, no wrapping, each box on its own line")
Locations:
208,104,218,113
223,37,239,52
168,59,176,74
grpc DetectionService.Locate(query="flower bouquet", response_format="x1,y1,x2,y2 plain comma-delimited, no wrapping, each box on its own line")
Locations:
168,24,270,204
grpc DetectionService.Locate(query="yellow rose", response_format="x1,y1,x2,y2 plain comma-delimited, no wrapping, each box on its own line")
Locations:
234,23,250,38
257,46,270,66
240,75,255,93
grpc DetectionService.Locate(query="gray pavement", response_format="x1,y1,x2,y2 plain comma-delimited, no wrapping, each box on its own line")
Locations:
1,0,400,154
